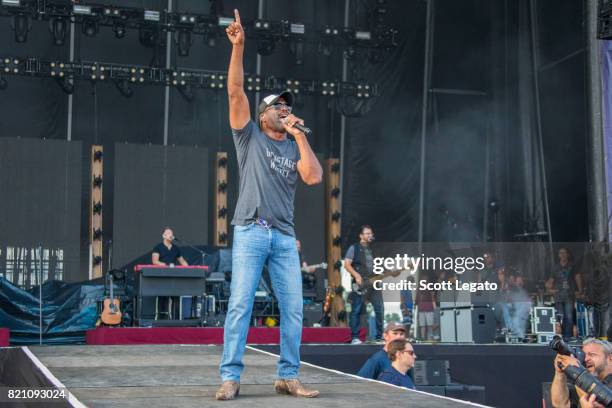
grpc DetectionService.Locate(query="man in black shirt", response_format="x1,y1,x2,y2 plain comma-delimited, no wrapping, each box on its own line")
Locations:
551,338,612,408
151,227,188,319
152,227,188,266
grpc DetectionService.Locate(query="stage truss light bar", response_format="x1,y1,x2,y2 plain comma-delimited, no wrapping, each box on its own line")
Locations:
73,5,92,15
143,9,159,22
0,56,378,99
1,0,20,7
217,16,233,27
290,23,305,35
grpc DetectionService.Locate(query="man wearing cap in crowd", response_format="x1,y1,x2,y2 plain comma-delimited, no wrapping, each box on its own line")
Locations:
357,322,414,381
216,9,323,401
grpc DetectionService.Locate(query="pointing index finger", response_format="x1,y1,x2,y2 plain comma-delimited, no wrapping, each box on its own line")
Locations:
234,9,241,24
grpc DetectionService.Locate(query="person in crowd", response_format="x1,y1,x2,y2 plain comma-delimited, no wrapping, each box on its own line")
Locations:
377,338,417,390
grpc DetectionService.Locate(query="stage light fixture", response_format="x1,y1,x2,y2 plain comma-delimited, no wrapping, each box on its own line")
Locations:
93,202,102,214
290,23,305,35
285,79,300,94
256,38,276,56
130,67,145,83
82,19,99,37
113,22,126,39
93,175,103,187
205,31,217,47
321,81,337,96
2,0,21,6
93,256,102,265
12,14,29,43
218,207,228,218
332,235,341,246
218,232,228,244
56,77,74,94
177,30,192,57
114,79,133,97
93,228,103,241
50,17,67,46
254,20,270,30
93,150,103,161
218,181,228,193
355,31,371,40
356,84,371,98
179,14,197,24
218,16,233,27
332,211,341,222
73,5,92,15
209,73,224,89
330,186,340,197
144,10,160,22
245,75,261,91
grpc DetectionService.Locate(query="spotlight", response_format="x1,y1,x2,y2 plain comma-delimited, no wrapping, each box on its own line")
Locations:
331,162,340,173
144,10,160,22
177,30,192,57
256,38,276,56
205,31,217,47
93,228,103,240
109,269,125,281
488,199,500,213
55,77,74,94
218,181,228,193
82,19,99,37
139,26,159,48
50,17,66,46
218,17,233,27
218,207,228,218
2,0,21,6
93,150,103,161
218,232,228,244
330,186,340,197
332,235,341,246
12,14,29,43
113,79,133,97
332,211,341,222
218,156,228,167
93,202,102,214
93,175,103,188
113,22,126,39
93,256,102,265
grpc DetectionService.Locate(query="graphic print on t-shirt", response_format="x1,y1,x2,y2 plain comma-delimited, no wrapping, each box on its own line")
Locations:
266,147,297,178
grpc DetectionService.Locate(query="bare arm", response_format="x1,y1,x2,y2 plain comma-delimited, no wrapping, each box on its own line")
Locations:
226,9,250,130
280,113,322,185
152,253,166,266
178,256,188,266
551,355,571,408
295,134,323,185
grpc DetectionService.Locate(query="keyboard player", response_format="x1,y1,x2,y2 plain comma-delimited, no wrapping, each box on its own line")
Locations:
151,227,188,319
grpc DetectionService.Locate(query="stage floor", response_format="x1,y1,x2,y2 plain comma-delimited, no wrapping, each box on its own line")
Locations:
23,344,489,407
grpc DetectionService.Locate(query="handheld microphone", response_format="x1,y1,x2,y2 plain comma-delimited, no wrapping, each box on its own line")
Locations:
282,118,312,135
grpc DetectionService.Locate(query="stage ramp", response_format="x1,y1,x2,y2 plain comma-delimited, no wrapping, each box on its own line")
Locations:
11,345,490,407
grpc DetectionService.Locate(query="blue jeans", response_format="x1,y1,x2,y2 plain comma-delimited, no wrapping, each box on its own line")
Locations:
350,289,384,340
555,301,574,338
219,223,303,381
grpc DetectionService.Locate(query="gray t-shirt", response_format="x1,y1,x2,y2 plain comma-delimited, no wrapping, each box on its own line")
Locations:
232,120,301,236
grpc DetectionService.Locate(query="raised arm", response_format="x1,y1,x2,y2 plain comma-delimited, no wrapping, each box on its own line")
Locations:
226,9,250,130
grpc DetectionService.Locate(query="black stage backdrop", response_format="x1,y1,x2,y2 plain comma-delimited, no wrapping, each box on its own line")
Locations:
112,143,209,268
294,154,326,266
0,138,82,282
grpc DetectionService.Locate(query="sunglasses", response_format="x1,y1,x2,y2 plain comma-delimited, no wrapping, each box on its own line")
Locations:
266,103,292,112
402,349,415,356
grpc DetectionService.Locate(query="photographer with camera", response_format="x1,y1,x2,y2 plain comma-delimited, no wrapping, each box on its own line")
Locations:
551,337,612,408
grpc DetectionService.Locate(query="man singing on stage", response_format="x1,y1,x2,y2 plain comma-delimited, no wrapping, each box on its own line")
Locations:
216,9,323,401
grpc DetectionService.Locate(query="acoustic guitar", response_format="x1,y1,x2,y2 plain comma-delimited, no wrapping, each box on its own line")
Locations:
100,273,122,325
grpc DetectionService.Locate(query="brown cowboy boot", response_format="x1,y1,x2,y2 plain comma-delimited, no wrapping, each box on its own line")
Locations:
215,381,240,400
273,379,320,398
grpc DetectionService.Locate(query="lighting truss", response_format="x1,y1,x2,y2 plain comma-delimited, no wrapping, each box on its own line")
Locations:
0,1,398,50
0,56,378,99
